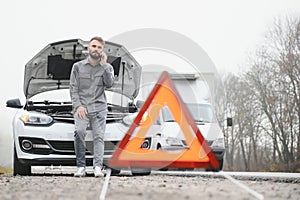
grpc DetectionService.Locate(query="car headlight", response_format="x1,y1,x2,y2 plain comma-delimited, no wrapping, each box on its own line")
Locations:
211,138,225,148
19,112,53,125
122,113,138,126
122,112,148,126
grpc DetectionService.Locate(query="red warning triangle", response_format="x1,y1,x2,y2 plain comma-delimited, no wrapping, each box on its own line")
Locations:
109,71,219,169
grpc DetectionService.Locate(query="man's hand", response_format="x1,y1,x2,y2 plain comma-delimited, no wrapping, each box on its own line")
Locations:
76,106,87,119
100,52,107,65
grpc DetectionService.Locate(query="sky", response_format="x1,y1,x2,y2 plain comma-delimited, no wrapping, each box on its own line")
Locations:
0,0,299,167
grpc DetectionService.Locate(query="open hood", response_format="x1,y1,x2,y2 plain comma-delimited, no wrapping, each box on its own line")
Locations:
24,39,142,100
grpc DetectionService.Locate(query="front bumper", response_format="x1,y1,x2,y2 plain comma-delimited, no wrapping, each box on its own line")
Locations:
17,155,113,167
16,136,119,166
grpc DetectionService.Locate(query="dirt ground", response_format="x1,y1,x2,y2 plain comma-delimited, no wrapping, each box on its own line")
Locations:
0,171,299,200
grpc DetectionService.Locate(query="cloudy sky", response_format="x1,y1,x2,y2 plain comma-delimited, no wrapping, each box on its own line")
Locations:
0,0,299,167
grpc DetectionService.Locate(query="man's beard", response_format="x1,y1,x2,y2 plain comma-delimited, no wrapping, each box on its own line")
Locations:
89,51,101,60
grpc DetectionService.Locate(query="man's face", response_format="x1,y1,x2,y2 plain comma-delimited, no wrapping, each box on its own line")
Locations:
88,40,103,60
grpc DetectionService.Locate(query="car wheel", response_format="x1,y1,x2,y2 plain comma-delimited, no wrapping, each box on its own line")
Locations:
13,146,31,176
177,168,194,171
110,168,121,175
217,158,224,170
206,158,223,172
157,145,168,171
131,167,151,176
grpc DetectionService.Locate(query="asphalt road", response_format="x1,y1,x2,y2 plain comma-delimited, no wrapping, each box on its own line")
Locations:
0,169,299,200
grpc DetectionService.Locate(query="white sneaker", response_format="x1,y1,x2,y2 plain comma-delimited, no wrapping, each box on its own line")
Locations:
74,167,86,177
94,166,104,177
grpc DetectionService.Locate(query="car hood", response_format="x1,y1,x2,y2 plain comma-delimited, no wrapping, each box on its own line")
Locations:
24,39,142,99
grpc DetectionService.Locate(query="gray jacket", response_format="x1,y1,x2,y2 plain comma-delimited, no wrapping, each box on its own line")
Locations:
69,58,114,113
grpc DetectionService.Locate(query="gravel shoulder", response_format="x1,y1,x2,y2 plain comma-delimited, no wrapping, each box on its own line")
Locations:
0,171,299,200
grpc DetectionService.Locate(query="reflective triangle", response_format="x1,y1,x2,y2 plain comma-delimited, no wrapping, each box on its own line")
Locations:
109,71,219,169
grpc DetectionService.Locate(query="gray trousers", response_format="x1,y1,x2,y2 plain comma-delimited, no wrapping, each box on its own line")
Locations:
74,110,107,168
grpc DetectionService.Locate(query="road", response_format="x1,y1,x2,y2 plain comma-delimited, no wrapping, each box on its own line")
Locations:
0,168,299,200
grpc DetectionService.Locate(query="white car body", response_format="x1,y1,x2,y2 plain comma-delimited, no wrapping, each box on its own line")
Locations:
153,103,225,170
135,71,226,171
124,101,225,171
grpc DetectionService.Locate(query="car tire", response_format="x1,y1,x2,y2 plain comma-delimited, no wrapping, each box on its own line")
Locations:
217,158,224,170
206,158,223,172
131,167,151,176
13,146,31,176
157,145,168,171
177,168,194,171
110,168,121,175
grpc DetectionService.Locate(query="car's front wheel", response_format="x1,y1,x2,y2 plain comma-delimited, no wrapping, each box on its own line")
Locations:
13,146,31,176
110,168,121,175
206,158,223,172
157,145,168,171
131,167,151,176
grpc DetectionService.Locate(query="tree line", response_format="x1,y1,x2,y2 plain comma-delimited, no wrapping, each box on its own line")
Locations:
219,16,300,172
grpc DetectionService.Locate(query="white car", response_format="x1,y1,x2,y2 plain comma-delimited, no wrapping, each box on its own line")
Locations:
123,101,225,171
160,102,225,171
6,39,153,175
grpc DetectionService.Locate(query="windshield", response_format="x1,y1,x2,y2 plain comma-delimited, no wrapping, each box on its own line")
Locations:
162,103,216,123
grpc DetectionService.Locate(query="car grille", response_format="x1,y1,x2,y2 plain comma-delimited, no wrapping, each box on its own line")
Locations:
19,137,119,156
48,140,119,155
52,112,127,124
181,140,213,146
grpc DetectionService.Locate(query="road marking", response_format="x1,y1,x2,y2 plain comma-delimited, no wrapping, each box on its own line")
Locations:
99,168,112,200
220,171,264,200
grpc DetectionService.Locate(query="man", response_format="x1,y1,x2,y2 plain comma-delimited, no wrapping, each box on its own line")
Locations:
69,36,114,177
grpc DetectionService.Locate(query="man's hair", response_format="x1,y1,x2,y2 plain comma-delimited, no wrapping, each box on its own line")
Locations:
90,36,105,45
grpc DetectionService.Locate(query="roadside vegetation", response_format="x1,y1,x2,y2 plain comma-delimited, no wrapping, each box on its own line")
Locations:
0,168,13,174
219,16,300,172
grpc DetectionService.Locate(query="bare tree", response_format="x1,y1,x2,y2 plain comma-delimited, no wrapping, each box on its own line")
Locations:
222,73,239,170
244,16,300,171
262,16,299,171
222,16,300,172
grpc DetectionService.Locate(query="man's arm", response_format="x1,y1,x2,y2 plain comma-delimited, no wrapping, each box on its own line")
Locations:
69,63,82,111
103,63,114,88
100,52,114,88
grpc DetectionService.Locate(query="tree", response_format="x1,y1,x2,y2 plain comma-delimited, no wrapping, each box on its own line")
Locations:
222,16,300,172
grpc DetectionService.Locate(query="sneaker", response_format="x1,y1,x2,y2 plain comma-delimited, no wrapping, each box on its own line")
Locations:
94,166,104,177
74,167,86,177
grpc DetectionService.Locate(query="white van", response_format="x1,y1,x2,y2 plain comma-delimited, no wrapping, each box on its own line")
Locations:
134,71,226,171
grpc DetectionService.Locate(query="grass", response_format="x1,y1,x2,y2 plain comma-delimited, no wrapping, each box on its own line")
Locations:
0,168,13,174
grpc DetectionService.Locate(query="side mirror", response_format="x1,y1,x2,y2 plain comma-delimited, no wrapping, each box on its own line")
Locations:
6,98,23,109
227,117,233,127
128,102,138,113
